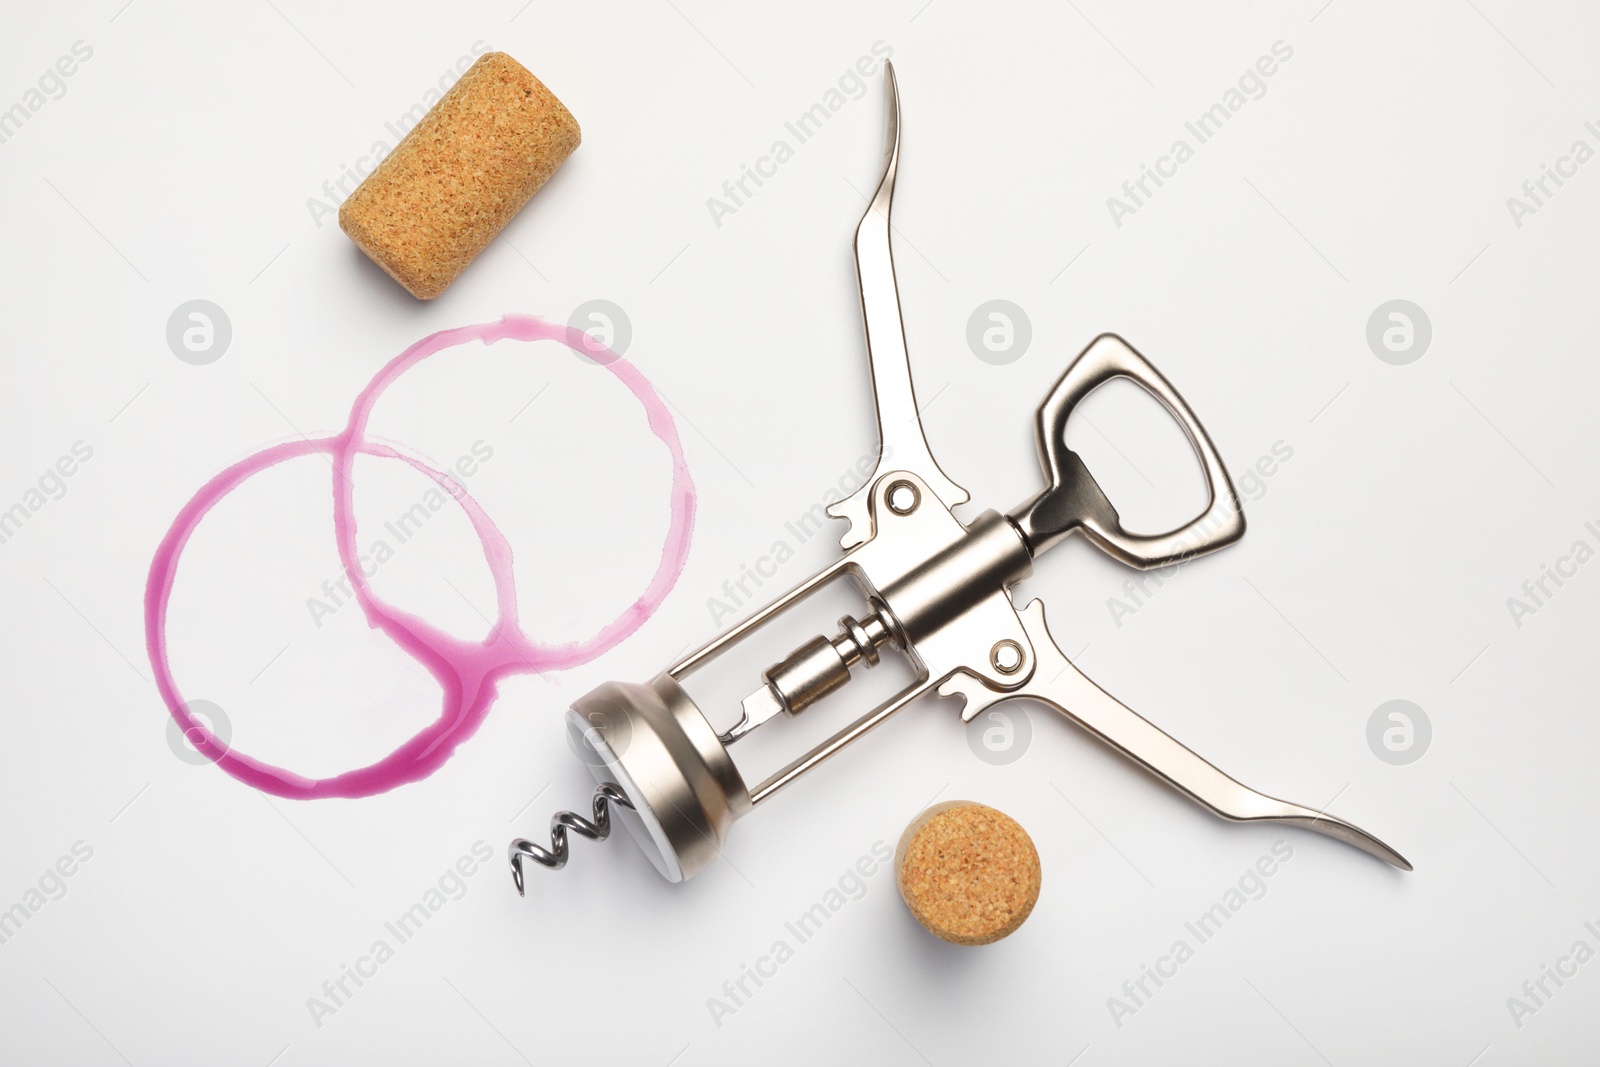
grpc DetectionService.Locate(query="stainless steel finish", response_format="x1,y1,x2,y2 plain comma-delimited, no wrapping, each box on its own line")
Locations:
990,640,1024,675
761,614,893,716
720,610,899,745
827,60,968,549
838,612,893,667
941,601,1412,870
721,686,784,746
1009,333,1246,566
885,480,920,515
766,635,853,713
538,674,750,885
748,677,937,806
742,477,1038,804
508,783,633,896
872,508,1032,649
672,472,1035,721
512,62,1411,892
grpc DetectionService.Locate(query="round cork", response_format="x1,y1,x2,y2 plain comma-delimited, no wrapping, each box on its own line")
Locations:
895,801,1041,946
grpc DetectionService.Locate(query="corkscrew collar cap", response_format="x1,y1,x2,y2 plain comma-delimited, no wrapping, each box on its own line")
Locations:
566,675,750,883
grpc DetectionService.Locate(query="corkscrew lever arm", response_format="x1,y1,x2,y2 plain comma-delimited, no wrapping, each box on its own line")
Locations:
980,333,1408,869
948,601,1412,871
827,59,968,550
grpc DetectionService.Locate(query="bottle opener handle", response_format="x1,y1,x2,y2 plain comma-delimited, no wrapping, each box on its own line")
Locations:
1009,333,1245,568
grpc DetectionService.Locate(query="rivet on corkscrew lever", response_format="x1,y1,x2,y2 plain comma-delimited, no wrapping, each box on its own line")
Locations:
508,61,1411,896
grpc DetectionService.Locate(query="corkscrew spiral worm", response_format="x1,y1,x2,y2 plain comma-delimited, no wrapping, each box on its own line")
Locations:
509,783,634,895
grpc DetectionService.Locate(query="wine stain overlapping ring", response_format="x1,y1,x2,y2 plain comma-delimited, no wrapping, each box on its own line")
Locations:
145,315,696,799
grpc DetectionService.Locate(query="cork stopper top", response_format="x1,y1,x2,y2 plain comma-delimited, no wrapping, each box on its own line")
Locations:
895,801,1041,946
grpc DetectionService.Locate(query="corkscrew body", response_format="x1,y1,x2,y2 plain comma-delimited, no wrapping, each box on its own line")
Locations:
509,62,1411,895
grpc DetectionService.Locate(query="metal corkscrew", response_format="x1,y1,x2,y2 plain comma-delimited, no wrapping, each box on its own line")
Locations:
508,62,1411,894
509,784,633,896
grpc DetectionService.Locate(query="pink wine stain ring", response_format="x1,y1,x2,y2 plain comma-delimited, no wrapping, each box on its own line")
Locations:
146,315,695,798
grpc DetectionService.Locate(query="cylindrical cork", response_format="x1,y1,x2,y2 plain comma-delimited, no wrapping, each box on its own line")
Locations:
339,52,580,299
895,801,1041,946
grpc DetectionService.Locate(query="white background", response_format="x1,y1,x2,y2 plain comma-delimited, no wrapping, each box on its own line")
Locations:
2,0,1598,1063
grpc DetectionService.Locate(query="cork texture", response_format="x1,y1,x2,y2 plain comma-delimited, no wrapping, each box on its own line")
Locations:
339,52,580,299
895,801,1041,946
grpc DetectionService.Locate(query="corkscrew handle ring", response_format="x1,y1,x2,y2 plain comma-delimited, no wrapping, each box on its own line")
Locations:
1008,333,1246,569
